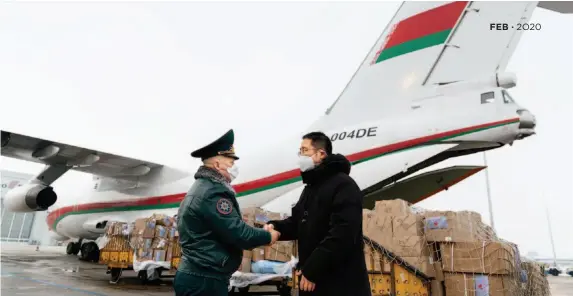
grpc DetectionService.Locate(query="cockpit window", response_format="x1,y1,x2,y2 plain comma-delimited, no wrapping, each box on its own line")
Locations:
502,90,515,104
481,91,495,104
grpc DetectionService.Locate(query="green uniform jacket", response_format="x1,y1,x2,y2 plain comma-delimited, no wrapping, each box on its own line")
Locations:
176,166,271,280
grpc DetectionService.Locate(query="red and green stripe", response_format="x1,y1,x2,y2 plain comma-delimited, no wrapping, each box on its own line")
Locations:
46,117,518,231
372,1,467,64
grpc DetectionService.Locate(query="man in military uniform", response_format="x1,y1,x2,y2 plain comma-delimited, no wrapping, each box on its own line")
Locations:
174,129,280,296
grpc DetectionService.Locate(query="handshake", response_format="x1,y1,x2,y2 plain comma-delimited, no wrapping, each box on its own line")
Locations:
263,223,281,245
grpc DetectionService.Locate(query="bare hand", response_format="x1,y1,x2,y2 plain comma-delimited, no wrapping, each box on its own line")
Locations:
296,270,315,292
263,224,274,232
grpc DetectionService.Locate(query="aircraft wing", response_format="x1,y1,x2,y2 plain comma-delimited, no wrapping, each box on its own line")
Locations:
363,165,485,209
1,130,164,185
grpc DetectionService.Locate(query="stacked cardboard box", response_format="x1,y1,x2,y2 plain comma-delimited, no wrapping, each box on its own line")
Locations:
363,200,436,278
421,210,521,296
130,214,178,263
361,199,551,296
237,207,293,273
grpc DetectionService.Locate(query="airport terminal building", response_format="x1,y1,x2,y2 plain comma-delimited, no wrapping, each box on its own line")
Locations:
1,169,52,245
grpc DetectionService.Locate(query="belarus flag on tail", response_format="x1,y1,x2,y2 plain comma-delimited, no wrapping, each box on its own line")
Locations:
372,1,468,64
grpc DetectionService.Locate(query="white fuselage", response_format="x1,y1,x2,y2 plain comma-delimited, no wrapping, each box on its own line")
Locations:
48,86,532,242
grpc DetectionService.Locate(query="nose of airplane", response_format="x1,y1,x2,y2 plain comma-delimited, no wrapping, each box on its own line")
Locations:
516,108,536,139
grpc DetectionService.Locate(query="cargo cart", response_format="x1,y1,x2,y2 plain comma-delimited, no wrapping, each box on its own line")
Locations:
99,248,181,284
229,276,293,296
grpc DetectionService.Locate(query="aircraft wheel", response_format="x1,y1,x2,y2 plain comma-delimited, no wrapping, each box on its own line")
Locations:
66,242,74,255
67,242,81,255
80,242,99,262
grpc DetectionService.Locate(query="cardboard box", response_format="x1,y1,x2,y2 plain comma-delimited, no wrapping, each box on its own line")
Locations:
165,244,174,262
444,273,513,296
150,213,174,227
155,225,168,238
239,250,253,273
264,241,293,262
152,238,168,250
167,227,177,240
423,211,485,243
430,280,445,296
391,236,429,257
434,261,444,281
364,216,393,248
136,248,153,261
130,236,144,249
393,214,424,237
252,248,265,262
241,207,282,226
152,249,166,262
439,242,516,275
401,256,436,278
373,199,412,216
133,218,156,238
106,222,130,236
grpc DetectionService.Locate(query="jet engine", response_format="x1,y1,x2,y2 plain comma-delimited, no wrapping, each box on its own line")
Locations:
4,183,57,212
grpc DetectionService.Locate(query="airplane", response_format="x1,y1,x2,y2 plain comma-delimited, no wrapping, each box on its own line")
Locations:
1,1,570,262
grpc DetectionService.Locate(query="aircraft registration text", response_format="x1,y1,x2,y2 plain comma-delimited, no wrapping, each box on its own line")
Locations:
331,127,377,142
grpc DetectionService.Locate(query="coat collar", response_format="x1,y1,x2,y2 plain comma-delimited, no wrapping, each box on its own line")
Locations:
194,166,236,194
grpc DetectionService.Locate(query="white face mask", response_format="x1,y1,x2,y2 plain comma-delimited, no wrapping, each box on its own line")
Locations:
298,155,316,172
227,164,239,181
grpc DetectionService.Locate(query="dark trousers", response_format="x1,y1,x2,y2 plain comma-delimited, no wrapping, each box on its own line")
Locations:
173,271,229,296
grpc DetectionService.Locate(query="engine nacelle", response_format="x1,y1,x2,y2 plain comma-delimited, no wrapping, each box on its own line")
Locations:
4,183,57,212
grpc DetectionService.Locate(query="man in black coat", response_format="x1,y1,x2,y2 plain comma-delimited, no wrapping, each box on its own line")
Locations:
265,131,370,296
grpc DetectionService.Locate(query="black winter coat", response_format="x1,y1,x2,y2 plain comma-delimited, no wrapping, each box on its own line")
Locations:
268,154,370,296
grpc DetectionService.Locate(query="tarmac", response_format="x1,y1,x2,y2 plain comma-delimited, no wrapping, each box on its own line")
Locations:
1,244,572,296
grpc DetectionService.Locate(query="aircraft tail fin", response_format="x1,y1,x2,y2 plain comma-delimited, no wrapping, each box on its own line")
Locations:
311,1,539,131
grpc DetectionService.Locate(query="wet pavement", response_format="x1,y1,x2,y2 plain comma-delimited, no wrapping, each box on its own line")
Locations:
1,244,572,295
0,244,278,296
1,245,173,296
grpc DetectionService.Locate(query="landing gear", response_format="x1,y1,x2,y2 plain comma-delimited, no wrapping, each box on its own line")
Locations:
79,242,100,262
66,241,80,255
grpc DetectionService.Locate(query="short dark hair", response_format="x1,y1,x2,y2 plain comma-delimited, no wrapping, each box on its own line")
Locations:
302,131,332,155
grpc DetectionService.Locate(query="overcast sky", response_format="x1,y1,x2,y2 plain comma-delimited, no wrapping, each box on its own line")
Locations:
0,1,571,259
